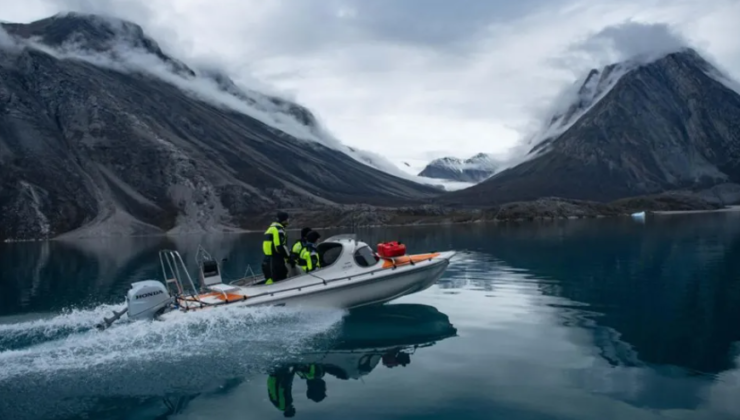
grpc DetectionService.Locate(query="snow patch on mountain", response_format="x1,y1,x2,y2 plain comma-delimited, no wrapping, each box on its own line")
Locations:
346,149,471,190
431,180,476,191
460,153,501,172
431,153,501,172
523,63,631,157
418,153,502,183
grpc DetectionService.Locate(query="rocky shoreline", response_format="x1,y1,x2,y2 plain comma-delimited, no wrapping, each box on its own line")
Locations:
244,192,727,231
0,192,730,243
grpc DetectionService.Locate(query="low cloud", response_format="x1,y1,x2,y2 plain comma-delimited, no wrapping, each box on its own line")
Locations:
504,21,694,167
1,14,456,187
566,21,690,68
1,0,739,174
0,23,18,50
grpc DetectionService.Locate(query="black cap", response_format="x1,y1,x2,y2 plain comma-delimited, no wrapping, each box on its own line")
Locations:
397,352,411,366
301,227,312,238
306,230,321,243
306,379,327,402
276,211,289,223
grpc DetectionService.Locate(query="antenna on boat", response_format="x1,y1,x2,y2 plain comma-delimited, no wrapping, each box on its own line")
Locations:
349,209,358,246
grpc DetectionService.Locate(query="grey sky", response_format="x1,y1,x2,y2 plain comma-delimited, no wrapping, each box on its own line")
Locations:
1,0,738,171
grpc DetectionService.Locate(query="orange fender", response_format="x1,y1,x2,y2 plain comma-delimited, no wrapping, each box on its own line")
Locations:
381,253,440,268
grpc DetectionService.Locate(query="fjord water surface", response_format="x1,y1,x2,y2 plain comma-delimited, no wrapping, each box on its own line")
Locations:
1,213,740,420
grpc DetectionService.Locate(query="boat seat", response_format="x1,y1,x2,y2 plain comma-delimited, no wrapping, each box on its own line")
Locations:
200,260,237,294
207,283,240,293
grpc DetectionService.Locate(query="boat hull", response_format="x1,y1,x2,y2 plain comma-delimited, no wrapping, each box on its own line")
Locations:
144,238,457,324
255,258,450,310
102,236,458,330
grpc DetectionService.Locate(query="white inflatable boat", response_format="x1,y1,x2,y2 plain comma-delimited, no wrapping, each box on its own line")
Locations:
98,234,456,329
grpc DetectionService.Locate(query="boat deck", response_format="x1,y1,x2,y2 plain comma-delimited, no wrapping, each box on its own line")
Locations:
175,284,249,309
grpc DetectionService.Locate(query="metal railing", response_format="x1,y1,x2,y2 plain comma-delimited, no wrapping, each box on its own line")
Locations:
159,249,198,297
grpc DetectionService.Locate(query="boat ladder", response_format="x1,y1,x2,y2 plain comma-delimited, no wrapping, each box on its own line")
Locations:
158,249,198,297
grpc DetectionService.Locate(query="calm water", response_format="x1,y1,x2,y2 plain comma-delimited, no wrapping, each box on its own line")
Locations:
2,213,740,420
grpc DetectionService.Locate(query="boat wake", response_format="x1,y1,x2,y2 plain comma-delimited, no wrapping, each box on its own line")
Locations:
0,301,345,380
0,301,346,420
0,303,129,351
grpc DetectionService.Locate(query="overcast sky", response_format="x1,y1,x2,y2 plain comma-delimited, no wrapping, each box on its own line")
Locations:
1,0,739,169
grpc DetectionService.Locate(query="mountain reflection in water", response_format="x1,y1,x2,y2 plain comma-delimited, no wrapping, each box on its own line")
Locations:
3,214,740,420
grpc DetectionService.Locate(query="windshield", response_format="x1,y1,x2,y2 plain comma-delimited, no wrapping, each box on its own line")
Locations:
354,245,379,267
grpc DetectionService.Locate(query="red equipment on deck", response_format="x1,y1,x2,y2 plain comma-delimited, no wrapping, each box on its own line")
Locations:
377,241,407,258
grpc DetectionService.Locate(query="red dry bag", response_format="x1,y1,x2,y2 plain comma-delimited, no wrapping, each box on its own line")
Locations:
377,241,406,258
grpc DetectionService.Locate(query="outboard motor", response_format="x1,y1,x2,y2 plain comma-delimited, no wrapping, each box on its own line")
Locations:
126,280,172,321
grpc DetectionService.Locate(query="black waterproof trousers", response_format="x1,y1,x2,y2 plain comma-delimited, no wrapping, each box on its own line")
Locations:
262,255,288,283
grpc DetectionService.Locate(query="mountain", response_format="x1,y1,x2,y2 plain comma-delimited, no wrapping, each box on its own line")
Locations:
445,48,740,205
0,13,439,241
418,153,501,183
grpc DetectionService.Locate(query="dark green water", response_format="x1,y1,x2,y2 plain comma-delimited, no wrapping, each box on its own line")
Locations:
2,213,740,420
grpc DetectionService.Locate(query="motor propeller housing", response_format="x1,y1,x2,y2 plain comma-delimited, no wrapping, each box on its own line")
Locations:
126,280,172,321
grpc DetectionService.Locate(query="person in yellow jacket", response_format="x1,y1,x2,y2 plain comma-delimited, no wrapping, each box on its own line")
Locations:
262,211,292,285
291,227,312,259
267,365,296,417
266,363,327,417
298,230,321,273
288,227,312,273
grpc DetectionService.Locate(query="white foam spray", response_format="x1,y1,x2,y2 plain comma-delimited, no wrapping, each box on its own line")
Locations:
0,301,346,420
0,302,344,382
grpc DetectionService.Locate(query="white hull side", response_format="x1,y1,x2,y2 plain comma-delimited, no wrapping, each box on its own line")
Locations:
240,258,450,310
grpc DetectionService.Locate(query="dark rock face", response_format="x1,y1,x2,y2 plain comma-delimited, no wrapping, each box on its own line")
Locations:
418,153,500,182
2,12,194,77
446,49,740,205
0,14,438,240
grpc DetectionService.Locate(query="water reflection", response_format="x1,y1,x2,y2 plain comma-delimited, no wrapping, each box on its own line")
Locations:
3,215,740,419
145,304,456,419
260,304,457,418
475,216,740,376
408,215,740,416
0,233,263,317
361,215,740,376
0,303,456,420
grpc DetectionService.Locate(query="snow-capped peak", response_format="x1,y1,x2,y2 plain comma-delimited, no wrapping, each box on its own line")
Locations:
426,153,500,172
525,62,630,157
429,156,465,171
465,153,500,169
418,153,501,183
520,47,712,161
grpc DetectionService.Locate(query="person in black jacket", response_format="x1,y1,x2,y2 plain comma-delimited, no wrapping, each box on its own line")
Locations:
262,211,292,285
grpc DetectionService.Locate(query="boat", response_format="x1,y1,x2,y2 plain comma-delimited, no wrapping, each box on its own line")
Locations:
98,234,456,329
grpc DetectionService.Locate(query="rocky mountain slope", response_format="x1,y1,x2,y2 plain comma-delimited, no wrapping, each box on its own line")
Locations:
418,153,500,183
0,13,440,241
445,48,740,205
